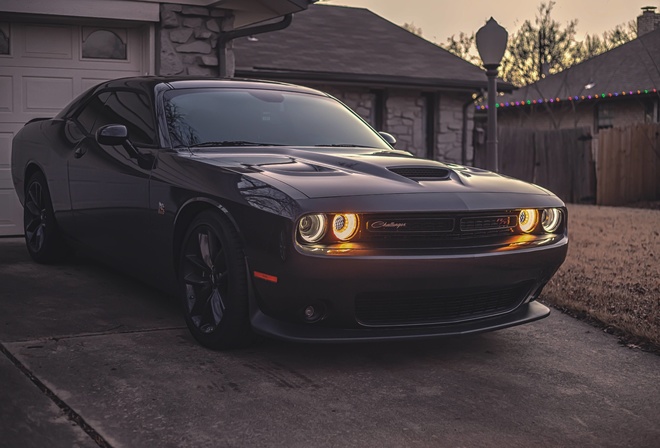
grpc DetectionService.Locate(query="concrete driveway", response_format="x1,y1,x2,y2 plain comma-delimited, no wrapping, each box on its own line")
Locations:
1,236,658,448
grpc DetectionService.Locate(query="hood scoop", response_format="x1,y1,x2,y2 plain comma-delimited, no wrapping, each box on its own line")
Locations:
389,166,451,181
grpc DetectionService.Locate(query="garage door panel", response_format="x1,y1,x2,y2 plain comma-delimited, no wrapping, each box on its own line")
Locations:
0,190,21,234
24,76,74,113
23,25,73,60
0,22,149,236
0,127,21,235
4,25,143,72
0,130,13,166
0,76,12,113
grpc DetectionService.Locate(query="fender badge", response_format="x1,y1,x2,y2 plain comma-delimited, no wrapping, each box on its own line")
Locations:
158,202,165,215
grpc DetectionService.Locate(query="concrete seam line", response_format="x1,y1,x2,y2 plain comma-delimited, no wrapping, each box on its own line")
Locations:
43,325,188,342
0,342,112,448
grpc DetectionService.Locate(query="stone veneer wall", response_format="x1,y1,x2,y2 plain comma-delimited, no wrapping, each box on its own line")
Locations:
385,91,425,157
437,92,474,164
159,3,230,77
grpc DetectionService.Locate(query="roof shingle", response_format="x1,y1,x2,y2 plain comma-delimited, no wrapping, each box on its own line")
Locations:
234,4,497,90
502,27,660,104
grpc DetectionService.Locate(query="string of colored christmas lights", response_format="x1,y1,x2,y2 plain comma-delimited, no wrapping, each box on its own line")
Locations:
475,88,658,110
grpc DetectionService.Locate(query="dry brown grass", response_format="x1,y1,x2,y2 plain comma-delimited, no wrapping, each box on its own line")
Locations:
541,204,660,349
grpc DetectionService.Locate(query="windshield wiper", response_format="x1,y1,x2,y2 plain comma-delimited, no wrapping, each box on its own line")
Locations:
193,141,283,147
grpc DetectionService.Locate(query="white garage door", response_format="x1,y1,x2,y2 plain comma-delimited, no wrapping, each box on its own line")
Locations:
0,22,149,235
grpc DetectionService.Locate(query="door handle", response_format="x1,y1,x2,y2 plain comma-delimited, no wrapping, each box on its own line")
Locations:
74,146,87,159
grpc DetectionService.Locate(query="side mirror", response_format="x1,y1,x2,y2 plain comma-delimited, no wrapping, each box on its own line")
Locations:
96,124,128,146
379,131,397,146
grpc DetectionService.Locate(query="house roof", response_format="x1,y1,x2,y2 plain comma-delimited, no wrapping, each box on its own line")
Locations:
233,4,509,91
498,26,660,110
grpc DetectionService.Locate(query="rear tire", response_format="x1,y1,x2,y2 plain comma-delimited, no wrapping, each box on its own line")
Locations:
179,210,254,350
23,171,67,264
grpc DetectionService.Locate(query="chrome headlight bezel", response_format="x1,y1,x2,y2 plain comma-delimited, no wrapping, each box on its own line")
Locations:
541,208,563,233
298,213,327,243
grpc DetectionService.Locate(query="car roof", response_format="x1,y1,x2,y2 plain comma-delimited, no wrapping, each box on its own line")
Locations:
95,76,328,96
56,76,331,119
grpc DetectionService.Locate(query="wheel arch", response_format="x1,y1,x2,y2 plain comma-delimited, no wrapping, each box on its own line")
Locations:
21,162,46,202
172,198,246,272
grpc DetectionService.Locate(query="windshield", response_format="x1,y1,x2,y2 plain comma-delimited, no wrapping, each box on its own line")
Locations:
163,88,389,149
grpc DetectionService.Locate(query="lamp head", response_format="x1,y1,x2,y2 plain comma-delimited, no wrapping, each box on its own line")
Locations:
476,17,508,68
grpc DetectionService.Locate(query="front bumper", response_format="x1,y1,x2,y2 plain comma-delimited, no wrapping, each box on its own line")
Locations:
247,235,567,341
251,301,550,343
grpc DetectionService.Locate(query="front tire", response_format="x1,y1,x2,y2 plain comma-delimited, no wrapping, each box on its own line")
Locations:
179,210,253,350
23,171,67,264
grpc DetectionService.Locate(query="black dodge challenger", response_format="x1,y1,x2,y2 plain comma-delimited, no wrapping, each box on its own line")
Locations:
12,77,568,349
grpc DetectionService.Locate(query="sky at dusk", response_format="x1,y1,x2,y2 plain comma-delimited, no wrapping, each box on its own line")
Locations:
323,0,657,44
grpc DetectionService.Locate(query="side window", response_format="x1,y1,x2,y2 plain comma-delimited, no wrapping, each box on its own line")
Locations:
95,90,156,145
74,92,110,133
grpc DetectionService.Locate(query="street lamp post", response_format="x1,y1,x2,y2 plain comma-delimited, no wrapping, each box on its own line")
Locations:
476,18,508,172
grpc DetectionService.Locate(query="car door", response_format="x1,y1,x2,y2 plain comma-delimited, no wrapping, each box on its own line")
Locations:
67,89,157,269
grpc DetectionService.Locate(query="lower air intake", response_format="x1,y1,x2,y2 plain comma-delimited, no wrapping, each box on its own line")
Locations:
355,283,531,327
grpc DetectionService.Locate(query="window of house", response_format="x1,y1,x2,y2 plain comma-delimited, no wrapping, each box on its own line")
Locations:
82,28,127,60
597,105,614,130
644,99,657,123
0,23,9,55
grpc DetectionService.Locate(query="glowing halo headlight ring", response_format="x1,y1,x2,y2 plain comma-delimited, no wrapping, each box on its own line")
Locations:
332,213,359,241
541,208,562,233
298,214,327,243
518,209,539,233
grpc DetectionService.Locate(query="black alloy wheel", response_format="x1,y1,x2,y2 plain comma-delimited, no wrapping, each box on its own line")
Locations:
23,171,66,263
179,210,253,350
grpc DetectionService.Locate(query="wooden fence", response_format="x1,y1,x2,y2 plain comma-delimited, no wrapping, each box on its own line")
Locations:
596,124,660,205
474,126,596,204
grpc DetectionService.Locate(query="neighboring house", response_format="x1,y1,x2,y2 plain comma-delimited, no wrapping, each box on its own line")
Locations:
0,0,316,236
496,7,660,133
233,4,511,163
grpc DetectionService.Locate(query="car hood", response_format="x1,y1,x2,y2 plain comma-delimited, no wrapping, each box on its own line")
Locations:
189,147,554,200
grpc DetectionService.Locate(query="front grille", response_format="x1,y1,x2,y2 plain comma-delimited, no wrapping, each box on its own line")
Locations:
461,215,517,232
361,212,517,245
355,283,531,327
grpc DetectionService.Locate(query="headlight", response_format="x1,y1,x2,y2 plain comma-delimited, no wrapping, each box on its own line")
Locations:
298,214,327,243
518,209,538,233
541,208,562,233
332,213,359,241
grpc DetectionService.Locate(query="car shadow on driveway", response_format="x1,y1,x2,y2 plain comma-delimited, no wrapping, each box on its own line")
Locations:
2,237,659,448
